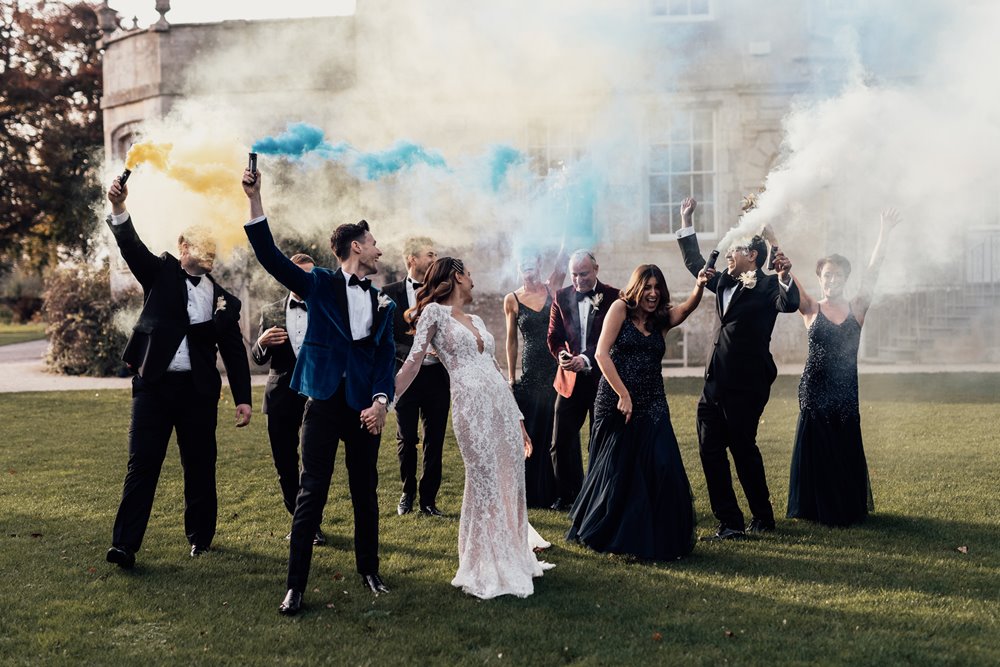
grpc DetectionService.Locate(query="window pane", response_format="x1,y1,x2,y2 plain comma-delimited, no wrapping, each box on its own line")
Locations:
692,173,714,203
695,202,713,233
650,175,671,203
690,0,709,15
693,111,713,140
668,0,690,15
669,112,691,141
650,0,669,16
670,175,690,202
670,144,691,172
692,142,713,171
650,205,672,235
650,144,670,173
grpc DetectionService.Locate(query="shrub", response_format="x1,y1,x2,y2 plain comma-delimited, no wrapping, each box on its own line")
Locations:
42,262,139,376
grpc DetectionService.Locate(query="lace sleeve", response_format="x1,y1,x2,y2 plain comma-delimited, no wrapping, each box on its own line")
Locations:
394,303,442,404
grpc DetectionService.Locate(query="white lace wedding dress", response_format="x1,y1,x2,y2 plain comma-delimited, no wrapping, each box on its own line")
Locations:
396,302,554,599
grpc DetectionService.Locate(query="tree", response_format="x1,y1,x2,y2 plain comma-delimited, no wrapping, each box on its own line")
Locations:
0,1,103,274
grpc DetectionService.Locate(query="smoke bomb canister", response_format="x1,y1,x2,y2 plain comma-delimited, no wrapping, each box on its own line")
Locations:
119,168,132,187
768,245,778,271
706,249,720,270
249,152,258,173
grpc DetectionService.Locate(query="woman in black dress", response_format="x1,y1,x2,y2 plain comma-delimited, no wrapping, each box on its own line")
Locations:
782,208,901,526
567,264,708,560
503,253,566,508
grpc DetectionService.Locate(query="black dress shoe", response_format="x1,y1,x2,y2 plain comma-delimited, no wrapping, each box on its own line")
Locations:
397,493,413,516
550,498,572,512
190,544,210,557
419,504,444,517
700,524,746,541
747,518,776,534
278,589,303,616
313,529,328,546
106,546,135,570
361,573,389,594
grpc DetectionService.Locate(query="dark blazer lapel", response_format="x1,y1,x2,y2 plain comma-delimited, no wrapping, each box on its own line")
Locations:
176,265,193,322
333,269,350,331
566,291,582,352
370,288,384,336
726,269,761,316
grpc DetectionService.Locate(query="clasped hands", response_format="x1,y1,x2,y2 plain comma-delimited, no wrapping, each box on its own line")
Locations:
360,402,387,435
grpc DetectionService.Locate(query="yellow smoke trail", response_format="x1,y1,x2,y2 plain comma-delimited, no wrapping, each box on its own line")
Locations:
121,139,249,258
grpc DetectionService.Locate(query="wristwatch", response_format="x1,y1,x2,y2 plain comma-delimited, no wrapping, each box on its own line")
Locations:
374,396,388,406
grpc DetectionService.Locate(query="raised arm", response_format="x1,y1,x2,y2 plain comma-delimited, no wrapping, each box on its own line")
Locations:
394,307,440,403
105,176,162,287
241,170,313,299
854,208,901,324
667,269,709,329
503,293,519,384
593,300,632,422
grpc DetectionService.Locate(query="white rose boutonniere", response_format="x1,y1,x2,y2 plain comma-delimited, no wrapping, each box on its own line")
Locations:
590,292,604,310
377,293,392,311
738,271,758,289
215,296,227,313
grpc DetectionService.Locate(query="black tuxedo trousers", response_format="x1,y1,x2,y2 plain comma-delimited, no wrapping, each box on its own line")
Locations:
287,386,381,592
266,394,309,515
550,373,598,505
394,362,450,506
112,372,219,552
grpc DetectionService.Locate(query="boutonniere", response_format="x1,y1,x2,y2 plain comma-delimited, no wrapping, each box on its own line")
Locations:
215,296,227,313
377,293,392,311
589,293,604,309
738,271,758,289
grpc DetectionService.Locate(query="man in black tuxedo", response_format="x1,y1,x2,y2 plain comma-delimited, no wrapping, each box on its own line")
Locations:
382,237,451,517
104,176,252,570
243,169,396,616
252,252,329,546
546,250,619,511
676,197,799,539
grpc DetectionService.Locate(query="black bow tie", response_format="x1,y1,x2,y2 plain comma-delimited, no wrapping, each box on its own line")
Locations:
409,280,423,289
289,299,307,311
576,289,597,302
348,274,371,291
186,274,202,286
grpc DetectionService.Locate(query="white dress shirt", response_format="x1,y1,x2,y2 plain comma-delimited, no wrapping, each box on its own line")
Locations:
285,296,308,358
343,272,374,341
110,209,211,372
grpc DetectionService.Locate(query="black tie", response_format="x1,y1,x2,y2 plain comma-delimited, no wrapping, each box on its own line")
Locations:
186,275,201,286
410,280,423,289
289,300,307,311
576,289,596,302
348,274,371,291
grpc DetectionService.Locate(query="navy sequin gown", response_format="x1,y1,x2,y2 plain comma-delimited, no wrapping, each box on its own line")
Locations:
512,292,559,508
566,318,695,560
787,307,874,526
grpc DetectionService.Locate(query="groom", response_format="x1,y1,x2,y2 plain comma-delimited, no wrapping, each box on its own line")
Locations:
242,169,396,616
676,197,799,540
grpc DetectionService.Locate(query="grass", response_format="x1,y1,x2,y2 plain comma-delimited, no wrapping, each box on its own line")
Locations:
0,373,998,666
0,322,46,346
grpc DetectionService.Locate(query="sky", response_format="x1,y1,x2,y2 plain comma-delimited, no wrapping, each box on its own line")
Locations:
106,0,355,26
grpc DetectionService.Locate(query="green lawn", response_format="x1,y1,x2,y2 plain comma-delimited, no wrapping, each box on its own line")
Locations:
1,374,997,666
0,322,46,346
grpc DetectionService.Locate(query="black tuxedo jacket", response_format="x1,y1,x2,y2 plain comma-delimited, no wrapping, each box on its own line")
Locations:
108,215,252,406
677,232,799,399
381,280,414,371
251,296,304,416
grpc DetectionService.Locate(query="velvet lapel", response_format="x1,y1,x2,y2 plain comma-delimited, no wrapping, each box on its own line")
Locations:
566,290,583,353
333,269,350,332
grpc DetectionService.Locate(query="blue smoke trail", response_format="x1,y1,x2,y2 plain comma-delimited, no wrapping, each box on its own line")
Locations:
251,122,348,159
352,141,447,180
487,145,524,192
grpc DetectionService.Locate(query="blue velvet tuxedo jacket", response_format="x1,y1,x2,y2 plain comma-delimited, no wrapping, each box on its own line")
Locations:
245,219,396,411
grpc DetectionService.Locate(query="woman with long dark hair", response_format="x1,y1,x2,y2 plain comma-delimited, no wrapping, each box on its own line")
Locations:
394,257,553,599
567,264,708,560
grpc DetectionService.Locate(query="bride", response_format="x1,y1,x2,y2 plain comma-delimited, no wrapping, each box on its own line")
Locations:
394,257,553,599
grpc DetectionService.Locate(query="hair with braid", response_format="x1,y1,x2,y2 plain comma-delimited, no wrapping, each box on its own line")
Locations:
405,256,466,332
